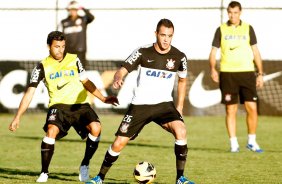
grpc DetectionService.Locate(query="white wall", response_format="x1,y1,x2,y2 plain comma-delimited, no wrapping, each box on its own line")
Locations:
0,0,281,61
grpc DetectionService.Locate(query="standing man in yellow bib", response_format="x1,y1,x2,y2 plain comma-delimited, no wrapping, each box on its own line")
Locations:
209,1,264,153
9,31,119,182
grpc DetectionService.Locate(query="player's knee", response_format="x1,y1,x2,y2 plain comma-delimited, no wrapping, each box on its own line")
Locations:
175,126,187,139
46,125,59,138
112,137,129,151
88,121,101,134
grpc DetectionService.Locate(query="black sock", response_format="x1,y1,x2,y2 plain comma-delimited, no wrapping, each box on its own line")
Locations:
81,137,99,166
98,151,119,180
175,144,188,180
41,141,54,173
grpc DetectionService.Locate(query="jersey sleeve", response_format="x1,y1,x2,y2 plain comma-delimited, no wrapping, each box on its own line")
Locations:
28,63,45,88
212,27,221,48
122,47,142,73
249,25,257,45
76,57,88,81
178,54,188,78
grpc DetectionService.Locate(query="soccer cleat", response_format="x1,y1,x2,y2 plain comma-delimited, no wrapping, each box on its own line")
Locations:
85,175,103,184
176,176,195,184
230,147,240,153
36,172,48,183
79,165,90,182
246,143,263,153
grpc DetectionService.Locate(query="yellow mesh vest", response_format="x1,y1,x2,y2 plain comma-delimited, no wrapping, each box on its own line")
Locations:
42,53,89,107
220,22,255,72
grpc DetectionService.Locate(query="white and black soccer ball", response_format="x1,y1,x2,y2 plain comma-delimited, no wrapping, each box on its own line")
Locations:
133,161,156,184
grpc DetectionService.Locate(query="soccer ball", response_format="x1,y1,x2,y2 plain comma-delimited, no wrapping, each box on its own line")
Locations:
133,161,156,183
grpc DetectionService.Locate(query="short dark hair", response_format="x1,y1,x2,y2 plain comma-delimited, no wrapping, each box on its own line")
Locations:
47,31,65,46
156,18,174,33
228,1,242,11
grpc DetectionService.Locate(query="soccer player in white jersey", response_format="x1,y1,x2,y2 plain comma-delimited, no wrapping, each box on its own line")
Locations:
86,19,194,184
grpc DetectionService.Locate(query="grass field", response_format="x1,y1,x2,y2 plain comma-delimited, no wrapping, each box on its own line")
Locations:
0,113,282,184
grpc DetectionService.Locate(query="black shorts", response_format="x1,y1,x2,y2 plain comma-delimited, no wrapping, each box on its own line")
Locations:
115,101,184,140
44,103,100,140
219,72,258,104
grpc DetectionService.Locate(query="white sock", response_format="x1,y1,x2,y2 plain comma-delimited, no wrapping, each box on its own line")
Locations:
230,137,239,148
248,134,256,145
108,145,120,156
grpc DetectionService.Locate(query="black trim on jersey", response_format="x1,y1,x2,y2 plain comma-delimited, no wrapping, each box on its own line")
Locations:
76,57,86,74
29,63,45,88
122,44,187,73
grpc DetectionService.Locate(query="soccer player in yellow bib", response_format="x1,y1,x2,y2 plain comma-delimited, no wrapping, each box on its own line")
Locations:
9,31,119,182
209,1,264,153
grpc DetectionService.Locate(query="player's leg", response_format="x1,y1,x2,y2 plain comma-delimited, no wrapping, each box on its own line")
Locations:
98,136,130,180
37,124,59,182
78,122,101,182
157,102,193,183
76,105,102,182
226,103,240,152
86,104,147,183
85,136,130,184
81,122,101,166
244,101,262,152
162,121,190,180
162,121,194,184
245,101,258,134
220,72,240,152
240,72,263,153
37,106,70,182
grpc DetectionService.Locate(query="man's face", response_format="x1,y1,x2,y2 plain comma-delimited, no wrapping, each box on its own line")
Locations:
227,6,241,25
155,25,174,52
49,40,65,61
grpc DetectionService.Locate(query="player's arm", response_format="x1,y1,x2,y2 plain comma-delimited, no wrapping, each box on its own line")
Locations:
9,87,36,132
209,47,219,83
113,47,142,89
81,6,95,23
209,27,220,83
76,57,118,105
249,25,264,88
9,63,44,132
113,67,128,89
82,79,119,106
251,44,264,88
176,77,187,115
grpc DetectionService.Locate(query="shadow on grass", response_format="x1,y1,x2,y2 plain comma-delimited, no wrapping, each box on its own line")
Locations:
0,168,137,183
105,177,164,184
17,136,173,149
17,136,267,153
0,167,77,181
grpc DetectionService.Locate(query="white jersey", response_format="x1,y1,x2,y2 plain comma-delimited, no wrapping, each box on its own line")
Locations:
122,44,188,105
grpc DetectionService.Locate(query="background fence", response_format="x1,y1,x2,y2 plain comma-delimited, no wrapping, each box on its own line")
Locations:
1,60,281,116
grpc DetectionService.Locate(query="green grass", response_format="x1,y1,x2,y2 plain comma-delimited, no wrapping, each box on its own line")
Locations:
0,113,282,184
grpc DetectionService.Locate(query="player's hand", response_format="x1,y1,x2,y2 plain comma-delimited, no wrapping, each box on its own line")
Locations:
9,118,20,132
112,79,123,89
104,96,119,106
256,75,264,88
210,69,219,83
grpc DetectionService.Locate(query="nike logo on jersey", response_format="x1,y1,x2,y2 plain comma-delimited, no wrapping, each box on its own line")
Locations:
229,47,238,50
189,71,282,108
57,82,69,90
147,59,154,63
